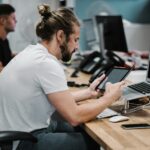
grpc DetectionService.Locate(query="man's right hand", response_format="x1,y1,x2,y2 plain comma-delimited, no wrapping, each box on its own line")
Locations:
103,81,125,103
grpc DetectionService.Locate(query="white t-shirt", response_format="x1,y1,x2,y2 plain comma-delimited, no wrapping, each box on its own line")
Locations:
0,43,68,132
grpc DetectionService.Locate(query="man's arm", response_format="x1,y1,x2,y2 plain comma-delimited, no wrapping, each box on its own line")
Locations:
48,81,124,126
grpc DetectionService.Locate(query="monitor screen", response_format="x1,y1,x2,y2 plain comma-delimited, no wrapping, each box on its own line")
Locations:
147,53,150,80
83,18,97,43
95,15,128,53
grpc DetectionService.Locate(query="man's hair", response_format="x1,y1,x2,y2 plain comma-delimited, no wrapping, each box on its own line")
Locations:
36,4,80,41
0,4,15,16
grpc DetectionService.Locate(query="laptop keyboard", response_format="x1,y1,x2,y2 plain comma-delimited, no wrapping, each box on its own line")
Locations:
129,82,150,94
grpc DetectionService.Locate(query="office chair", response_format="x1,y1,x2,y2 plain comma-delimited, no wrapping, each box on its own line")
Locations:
0,131,37,150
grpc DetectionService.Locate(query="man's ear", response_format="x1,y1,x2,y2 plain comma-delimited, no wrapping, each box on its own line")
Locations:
0,17,3,24
56,30,65,45
0,16,6,25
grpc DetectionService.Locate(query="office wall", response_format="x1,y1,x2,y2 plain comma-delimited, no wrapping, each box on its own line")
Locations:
74,0,150,51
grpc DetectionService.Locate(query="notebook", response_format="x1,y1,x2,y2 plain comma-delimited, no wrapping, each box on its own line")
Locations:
123,53,150,101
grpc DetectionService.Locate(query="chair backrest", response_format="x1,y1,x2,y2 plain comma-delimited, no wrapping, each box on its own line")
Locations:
0,131,37,150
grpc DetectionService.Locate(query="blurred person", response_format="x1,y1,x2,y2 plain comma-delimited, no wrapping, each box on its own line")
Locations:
0,4,124,150
0,4,17,70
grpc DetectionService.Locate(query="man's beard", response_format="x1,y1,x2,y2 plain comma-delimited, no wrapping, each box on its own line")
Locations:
60,41,72,62
5,27,15,33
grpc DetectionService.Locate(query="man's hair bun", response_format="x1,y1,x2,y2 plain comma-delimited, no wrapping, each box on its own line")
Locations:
38,4,52,20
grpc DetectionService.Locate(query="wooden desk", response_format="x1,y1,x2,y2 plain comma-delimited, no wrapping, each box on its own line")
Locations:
84,109,150,150
66,68,150,150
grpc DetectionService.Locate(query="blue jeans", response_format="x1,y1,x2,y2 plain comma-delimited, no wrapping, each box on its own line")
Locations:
16,112,99,150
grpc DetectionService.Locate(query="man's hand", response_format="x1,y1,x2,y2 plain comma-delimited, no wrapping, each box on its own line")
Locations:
88,74,105,99
104,81,125,103
71,74,106,102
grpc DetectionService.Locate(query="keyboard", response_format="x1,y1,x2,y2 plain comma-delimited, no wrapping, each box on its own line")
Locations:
97,108,118,119
129,82,150,94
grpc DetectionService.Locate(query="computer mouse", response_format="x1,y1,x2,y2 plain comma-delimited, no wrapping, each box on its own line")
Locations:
109,115,129,123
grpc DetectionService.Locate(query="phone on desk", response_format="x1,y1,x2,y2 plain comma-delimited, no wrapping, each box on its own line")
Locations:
79,51,103,74
121,123,150,129
79,51,125,75
96,66,132,90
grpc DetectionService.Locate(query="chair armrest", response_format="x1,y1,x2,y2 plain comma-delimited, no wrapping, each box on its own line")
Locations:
0,131,37,143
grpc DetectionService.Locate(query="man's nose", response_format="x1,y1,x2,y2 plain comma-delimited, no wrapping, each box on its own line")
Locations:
76,43,79,49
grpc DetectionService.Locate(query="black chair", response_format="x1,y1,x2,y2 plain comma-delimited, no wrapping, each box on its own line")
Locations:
0,131,38,150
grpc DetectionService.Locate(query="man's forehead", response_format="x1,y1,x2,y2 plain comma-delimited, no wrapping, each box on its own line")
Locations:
0,13,14,18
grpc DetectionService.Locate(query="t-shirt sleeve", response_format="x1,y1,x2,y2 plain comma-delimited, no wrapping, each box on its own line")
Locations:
36,60,68,94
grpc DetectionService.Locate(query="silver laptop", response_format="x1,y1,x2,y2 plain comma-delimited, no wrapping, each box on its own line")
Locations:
123,54,150,101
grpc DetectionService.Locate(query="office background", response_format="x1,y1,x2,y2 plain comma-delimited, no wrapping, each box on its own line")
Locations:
75,0,150,51
1,0,150,52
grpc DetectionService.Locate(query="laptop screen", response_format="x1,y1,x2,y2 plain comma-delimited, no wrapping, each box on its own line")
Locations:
146,54,150,81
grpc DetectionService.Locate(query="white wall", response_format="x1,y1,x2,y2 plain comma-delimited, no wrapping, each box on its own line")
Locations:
123,22,150,51
5,0,59,52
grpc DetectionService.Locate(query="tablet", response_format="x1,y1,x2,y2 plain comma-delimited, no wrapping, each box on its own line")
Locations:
96,67,132,90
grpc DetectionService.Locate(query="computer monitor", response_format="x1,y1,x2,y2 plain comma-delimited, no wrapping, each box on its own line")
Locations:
95,15,128,56
82,18,97,44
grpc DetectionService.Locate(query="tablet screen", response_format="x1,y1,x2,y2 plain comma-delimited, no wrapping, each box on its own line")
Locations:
97,67,131,90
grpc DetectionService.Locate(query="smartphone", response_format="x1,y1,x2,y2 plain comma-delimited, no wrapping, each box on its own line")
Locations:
121,123,150,129
96,66,132,90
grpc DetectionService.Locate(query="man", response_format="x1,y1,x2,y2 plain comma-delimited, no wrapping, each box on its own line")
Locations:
0,4,124,150
0,4,17,70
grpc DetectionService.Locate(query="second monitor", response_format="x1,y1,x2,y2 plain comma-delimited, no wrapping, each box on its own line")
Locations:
95,15,128,54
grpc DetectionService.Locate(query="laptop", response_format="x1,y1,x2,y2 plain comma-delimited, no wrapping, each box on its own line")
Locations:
123,54,150,101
